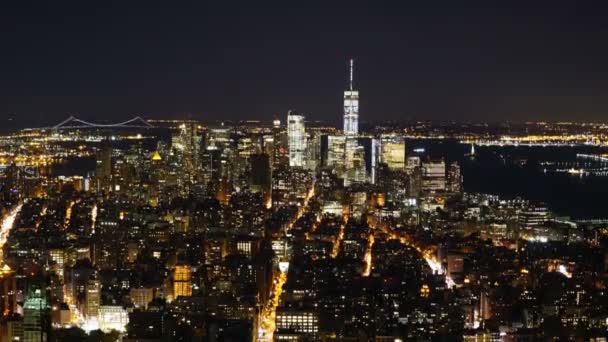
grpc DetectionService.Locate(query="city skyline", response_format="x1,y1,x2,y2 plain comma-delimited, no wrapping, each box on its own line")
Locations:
2,4,608,341
3,3,608,124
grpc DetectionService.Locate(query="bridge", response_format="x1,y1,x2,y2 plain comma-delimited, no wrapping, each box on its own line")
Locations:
51,116,155,129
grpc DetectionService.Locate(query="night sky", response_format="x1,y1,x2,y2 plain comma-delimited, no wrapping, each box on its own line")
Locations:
2,2,608,125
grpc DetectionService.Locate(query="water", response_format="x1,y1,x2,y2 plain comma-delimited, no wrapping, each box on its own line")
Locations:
408,139,608,219
52,157,96,177
50,139,608,219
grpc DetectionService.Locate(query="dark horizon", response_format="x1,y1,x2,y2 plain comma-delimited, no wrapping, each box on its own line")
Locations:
3,2,608,124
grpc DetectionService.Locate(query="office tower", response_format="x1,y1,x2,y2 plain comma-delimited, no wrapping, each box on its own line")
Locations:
95,145,112,193
343,59,363,186
320,134,329,166
172,122,202,195
64,260,95,309
357,137,381,184
4,162,20,198
202,126,233,181
250,153,272,207
173,122,202,169
0,265,17,316
447,161,463,193
262,134,275,165
275,309,319,340
5,317,23,342
447,252,464,281
421,159,446,192
86,278,100,320
406,156,421,174
518,204,550,228
371,138,381,183
201,148,222,186
344,144,367,186
305,133,321,171
407,166,422,198
344,138,360,184
343,59,359,136
271,120,289,168
287,111,306,167
173,265,193,299
23,290,47,342
326,135,346,176
381,137,406,171
204,126,232,151
130,287,154,309
479,292,492,321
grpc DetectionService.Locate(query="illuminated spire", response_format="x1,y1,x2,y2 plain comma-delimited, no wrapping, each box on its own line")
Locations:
343,58,359,137
152,151,162,161
349,58,354,90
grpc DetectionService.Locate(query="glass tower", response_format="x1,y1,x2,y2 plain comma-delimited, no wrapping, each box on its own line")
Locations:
287,111,306,167
343,59,359,136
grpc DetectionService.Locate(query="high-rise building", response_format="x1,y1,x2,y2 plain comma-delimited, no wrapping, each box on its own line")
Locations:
343,59,359,137
5,317,23,342
422,159,446,192
130,287,154,309
4,162,21,197
406,156,421,174
250,153,272,207
344,144,367,186
408,166,422,198
287,111,305,167
95,145,112,193
447,161,463,193
447,252,464,281
343,59,363,186
0,265,17,316
204,126,232,151
86,278,100,320
305,133,321,171
262,134,275,166
23,290,47,342
357,137,381,184
272,120,289,168
275,309,319,340
479,291,492,321
518,204,550,228
171,122,202,195
381,137,406,171
325,135,346,176
173,265,192,299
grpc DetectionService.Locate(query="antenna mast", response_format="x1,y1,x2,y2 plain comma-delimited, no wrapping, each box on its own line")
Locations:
349,58,354,90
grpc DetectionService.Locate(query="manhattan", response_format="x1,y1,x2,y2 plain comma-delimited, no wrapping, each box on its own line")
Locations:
2,3,608,342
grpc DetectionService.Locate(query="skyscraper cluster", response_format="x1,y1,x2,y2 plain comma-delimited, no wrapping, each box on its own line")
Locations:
14,59,608,342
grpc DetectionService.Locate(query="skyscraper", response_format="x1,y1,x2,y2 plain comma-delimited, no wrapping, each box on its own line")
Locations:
381,137,406,171
343,144,367,186
95,144,112,193
86,278,100,320
422,159,446,192
343,59,363,187
447,161,463,193
23,289,47,342
325,135,346,176
287,111,305,167
173,264,193,299
0,265,17,316
357,137,381,184
250,153,272,207
343,59,359,136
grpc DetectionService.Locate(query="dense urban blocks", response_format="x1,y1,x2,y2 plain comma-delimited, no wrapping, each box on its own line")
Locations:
0,117,606,341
